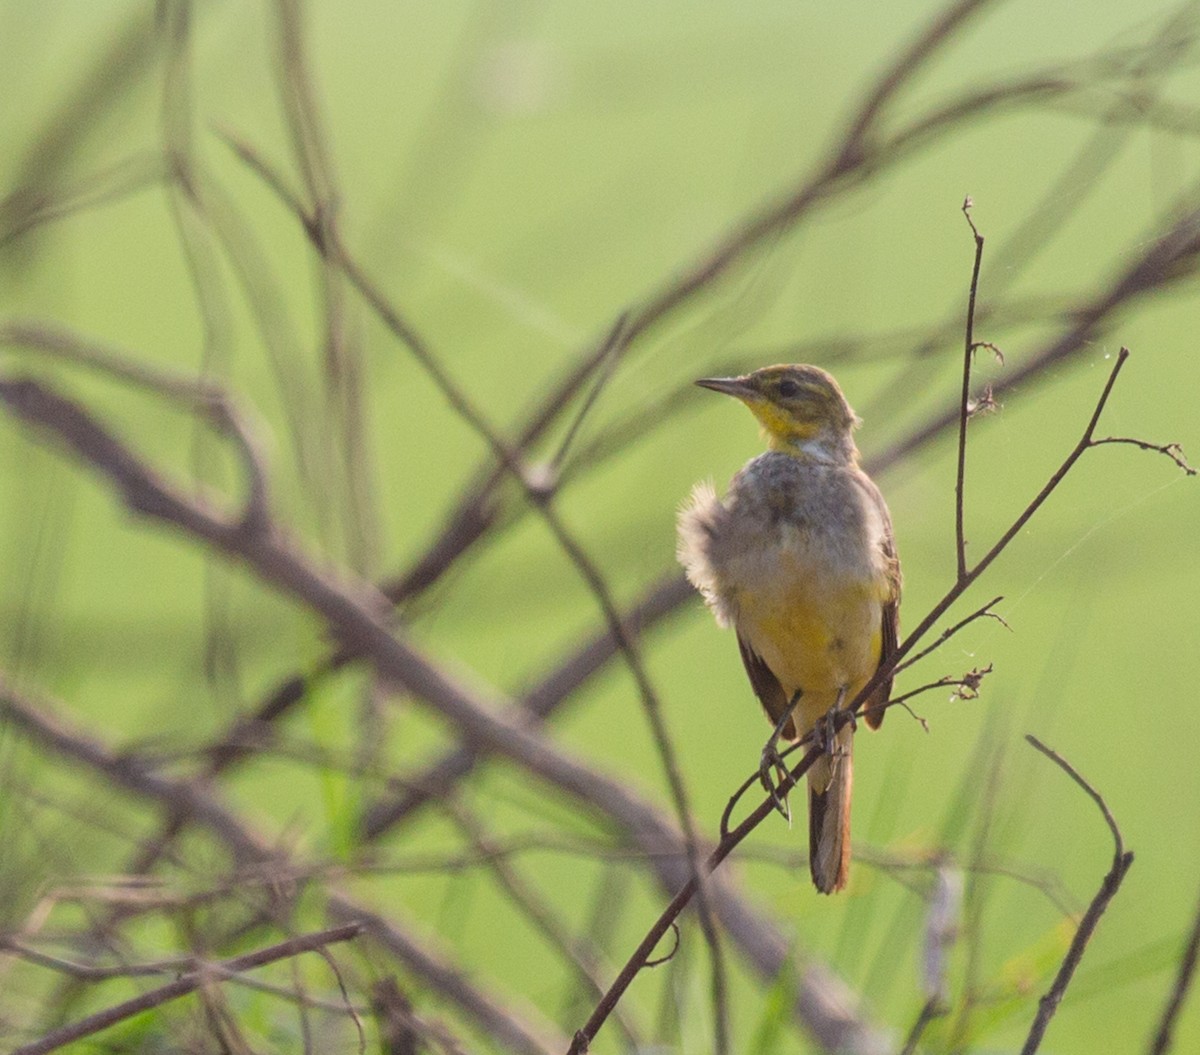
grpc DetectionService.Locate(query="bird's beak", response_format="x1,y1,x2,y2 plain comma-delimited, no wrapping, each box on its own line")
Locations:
695,376,757,401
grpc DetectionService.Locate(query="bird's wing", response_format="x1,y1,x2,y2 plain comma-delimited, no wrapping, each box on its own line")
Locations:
864,505,902,731
736,632,796,740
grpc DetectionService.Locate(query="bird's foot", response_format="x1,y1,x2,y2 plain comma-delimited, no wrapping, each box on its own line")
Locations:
817,688,854,758
758,740,792,822
758,690,803,821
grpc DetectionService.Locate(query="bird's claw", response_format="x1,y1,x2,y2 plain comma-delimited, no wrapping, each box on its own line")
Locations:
816,689,855,755
758,741,792,822
757,689,803,822
822,709,854,746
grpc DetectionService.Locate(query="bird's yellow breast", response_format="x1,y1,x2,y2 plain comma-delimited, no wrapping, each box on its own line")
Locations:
677,448,897,737
732,552,884,724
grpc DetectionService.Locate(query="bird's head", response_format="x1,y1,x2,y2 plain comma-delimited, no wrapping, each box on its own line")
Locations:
695,364,861,459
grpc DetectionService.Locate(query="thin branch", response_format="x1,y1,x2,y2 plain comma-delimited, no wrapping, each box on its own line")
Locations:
0,153,164,248
1090,436,1196,474
956,197,986,580
876,197,1200,478
272,0,380,573
899,998,948,1055
221,130,725,1024
0,679,569,1055
946,733,1005,1049
720,664,988,840
0,678,273,867
372,977,472,1055
569,226,1191,1050
881,664,993,711
10,923,364,1055
548,312,630,473
839,847,1080,919
444,801,644,1049
0,322,272,528
528,500,731,1054
1020,735,1135,1055
0,383,882,1053
0,10,159,248
0,320,224,402
0,938,367,1014
1025,735,1125,862
566,740,829,1055
246,0,1008,622
361,572,693,838
839,0,997,152
894,595,1007,675
1147,879,1200,1055
845,347,1165,742
218,128,530,494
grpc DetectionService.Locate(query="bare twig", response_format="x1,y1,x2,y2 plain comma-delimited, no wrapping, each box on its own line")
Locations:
444,801,644,1049
566,739,833,1055
10,923,364,1055
218,128,529,494
372,977,472,1055
0,153,164,248
236,0,1018,623
1147,879,1200,1055
567,197,1192,1050
0,11,159,250
899,997,948,1055
548,312,630,473
361,572,693,838
956,197,986,580
839,0,996,153
720,662,989,838
0,383,882,1053
0,678,569,1055
879,664,993,716
0,322,272,529
845,344,1187,746
1090,436,1196,474
0,938,367,1014
877,199,1200,478
0,321,222,402
1020,735,1135,1055
220,130,726,1034
894,596,1007,675
272,0,381,573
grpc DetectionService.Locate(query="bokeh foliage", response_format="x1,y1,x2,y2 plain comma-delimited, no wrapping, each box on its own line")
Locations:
1,1,1198,1052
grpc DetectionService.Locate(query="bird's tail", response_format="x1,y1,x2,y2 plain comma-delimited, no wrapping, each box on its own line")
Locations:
807,721,853,894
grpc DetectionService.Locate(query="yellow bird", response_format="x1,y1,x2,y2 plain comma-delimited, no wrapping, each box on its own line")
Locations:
677,364,900,893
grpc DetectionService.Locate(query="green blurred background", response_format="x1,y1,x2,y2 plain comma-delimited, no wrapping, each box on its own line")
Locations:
2,1,1198,1052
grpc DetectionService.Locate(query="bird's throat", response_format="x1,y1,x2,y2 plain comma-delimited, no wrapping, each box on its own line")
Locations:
764,429,855,465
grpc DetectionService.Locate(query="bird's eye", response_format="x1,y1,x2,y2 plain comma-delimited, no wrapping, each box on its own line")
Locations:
778,379,800,398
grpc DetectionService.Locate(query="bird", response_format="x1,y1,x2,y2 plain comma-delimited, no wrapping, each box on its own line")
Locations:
677,364,900,893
